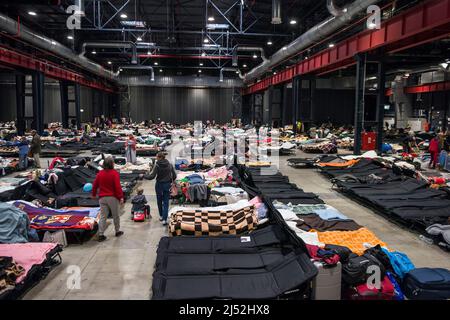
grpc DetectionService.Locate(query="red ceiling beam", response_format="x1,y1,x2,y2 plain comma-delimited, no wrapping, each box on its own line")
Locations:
0,46,115,93
243,0,450,95
404,80,450,93
137,54,251,60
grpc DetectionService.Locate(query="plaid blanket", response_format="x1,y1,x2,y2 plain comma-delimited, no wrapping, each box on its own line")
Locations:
169,205,258,236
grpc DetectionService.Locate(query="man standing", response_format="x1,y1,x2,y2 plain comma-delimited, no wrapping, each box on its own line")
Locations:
30,130,42,168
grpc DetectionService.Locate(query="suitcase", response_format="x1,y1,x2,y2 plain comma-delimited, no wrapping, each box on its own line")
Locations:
403,268,450,300
312,261,341,300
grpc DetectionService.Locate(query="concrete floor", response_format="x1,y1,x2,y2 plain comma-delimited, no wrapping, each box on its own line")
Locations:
22,151,450,300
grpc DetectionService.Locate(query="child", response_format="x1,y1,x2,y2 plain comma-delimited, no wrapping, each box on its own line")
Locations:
131,189,150,219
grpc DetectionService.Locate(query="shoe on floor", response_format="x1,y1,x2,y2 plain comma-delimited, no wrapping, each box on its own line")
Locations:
162,221,168,226
98,235,107,242
115,231,124,237
159,217,163,221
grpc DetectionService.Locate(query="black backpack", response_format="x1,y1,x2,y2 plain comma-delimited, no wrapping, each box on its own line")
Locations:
342,253,386,286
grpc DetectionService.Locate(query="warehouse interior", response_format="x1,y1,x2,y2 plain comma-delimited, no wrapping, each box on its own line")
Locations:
0,0,450,302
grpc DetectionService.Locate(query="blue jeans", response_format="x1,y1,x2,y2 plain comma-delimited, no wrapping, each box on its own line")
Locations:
155,181,171,221
19,154,28,170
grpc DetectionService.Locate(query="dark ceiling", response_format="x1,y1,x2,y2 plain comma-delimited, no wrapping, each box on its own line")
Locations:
0,0,358,77
0,0,446,80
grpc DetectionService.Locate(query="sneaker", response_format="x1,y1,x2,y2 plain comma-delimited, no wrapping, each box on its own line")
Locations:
98,235,107,242
159,217,163,222
162,221,168,226
115,231,124,237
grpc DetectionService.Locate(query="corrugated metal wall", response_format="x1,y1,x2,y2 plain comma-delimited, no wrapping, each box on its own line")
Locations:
0,76,98,124
128,86,235,123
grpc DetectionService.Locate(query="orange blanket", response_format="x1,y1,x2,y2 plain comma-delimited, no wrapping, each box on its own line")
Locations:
315,228,388,255
318,159,359,168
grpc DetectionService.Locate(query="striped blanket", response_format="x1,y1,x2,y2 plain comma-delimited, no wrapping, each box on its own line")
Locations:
169,204,258,237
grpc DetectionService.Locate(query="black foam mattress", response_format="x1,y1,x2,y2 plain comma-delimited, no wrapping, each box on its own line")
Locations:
152,250,315,300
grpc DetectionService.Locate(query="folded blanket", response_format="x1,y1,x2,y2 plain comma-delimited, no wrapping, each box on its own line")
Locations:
316,228,389,256
169,204,258,237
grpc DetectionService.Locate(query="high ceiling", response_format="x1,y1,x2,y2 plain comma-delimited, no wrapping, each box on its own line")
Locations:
0,0,358,77
1,0,444,81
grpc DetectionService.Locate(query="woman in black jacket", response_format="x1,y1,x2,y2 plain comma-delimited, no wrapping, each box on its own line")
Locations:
149,152,177,225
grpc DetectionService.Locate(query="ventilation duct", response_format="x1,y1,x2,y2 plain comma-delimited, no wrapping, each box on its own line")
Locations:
244,0,382,83
75,0,85,16
0,12,116,80
81,41,138,64
326,0,347,17
116,65,155,82
232,50,238,67
235,46,268,62
221,68,244,80
271,0,282,24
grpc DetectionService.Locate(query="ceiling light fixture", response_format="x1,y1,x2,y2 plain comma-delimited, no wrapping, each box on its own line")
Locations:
159,69,163,72
203,38,209,43
267,40,273,45
208,16,215,22
154,62,158,66
198,69,202,73
368,22,377,29
253,53,257,59
147,50,151,55
67,35,73,40
199,63,204,66
201,52,206,57
28,11,37,16
290,19,297,25
329,43,335,48
107,61,112,65
136,36,142,41
91,50,97,54
282,47,287,51
243,64,247,68
120,13,128,19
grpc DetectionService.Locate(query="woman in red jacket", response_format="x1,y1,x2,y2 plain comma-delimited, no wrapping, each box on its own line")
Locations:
92,157,124,242
429,135,440,169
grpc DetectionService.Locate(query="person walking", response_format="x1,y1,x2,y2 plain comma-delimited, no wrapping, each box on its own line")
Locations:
125,134,137,164
92,157,124,242
148,152,177,225
30,130,41,168
15,137,29,170
429,135,440,169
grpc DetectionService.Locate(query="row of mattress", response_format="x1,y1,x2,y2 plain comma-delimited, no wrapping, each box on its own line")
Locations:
234,165,418,300
152,225,317,300
0,165,141,208
318,158,450,229
151,165,318,300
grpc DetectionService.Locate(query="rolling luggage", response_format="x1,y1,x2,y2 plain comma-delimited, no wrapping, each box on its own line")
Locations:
312,261,341,300
402,268,450,300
